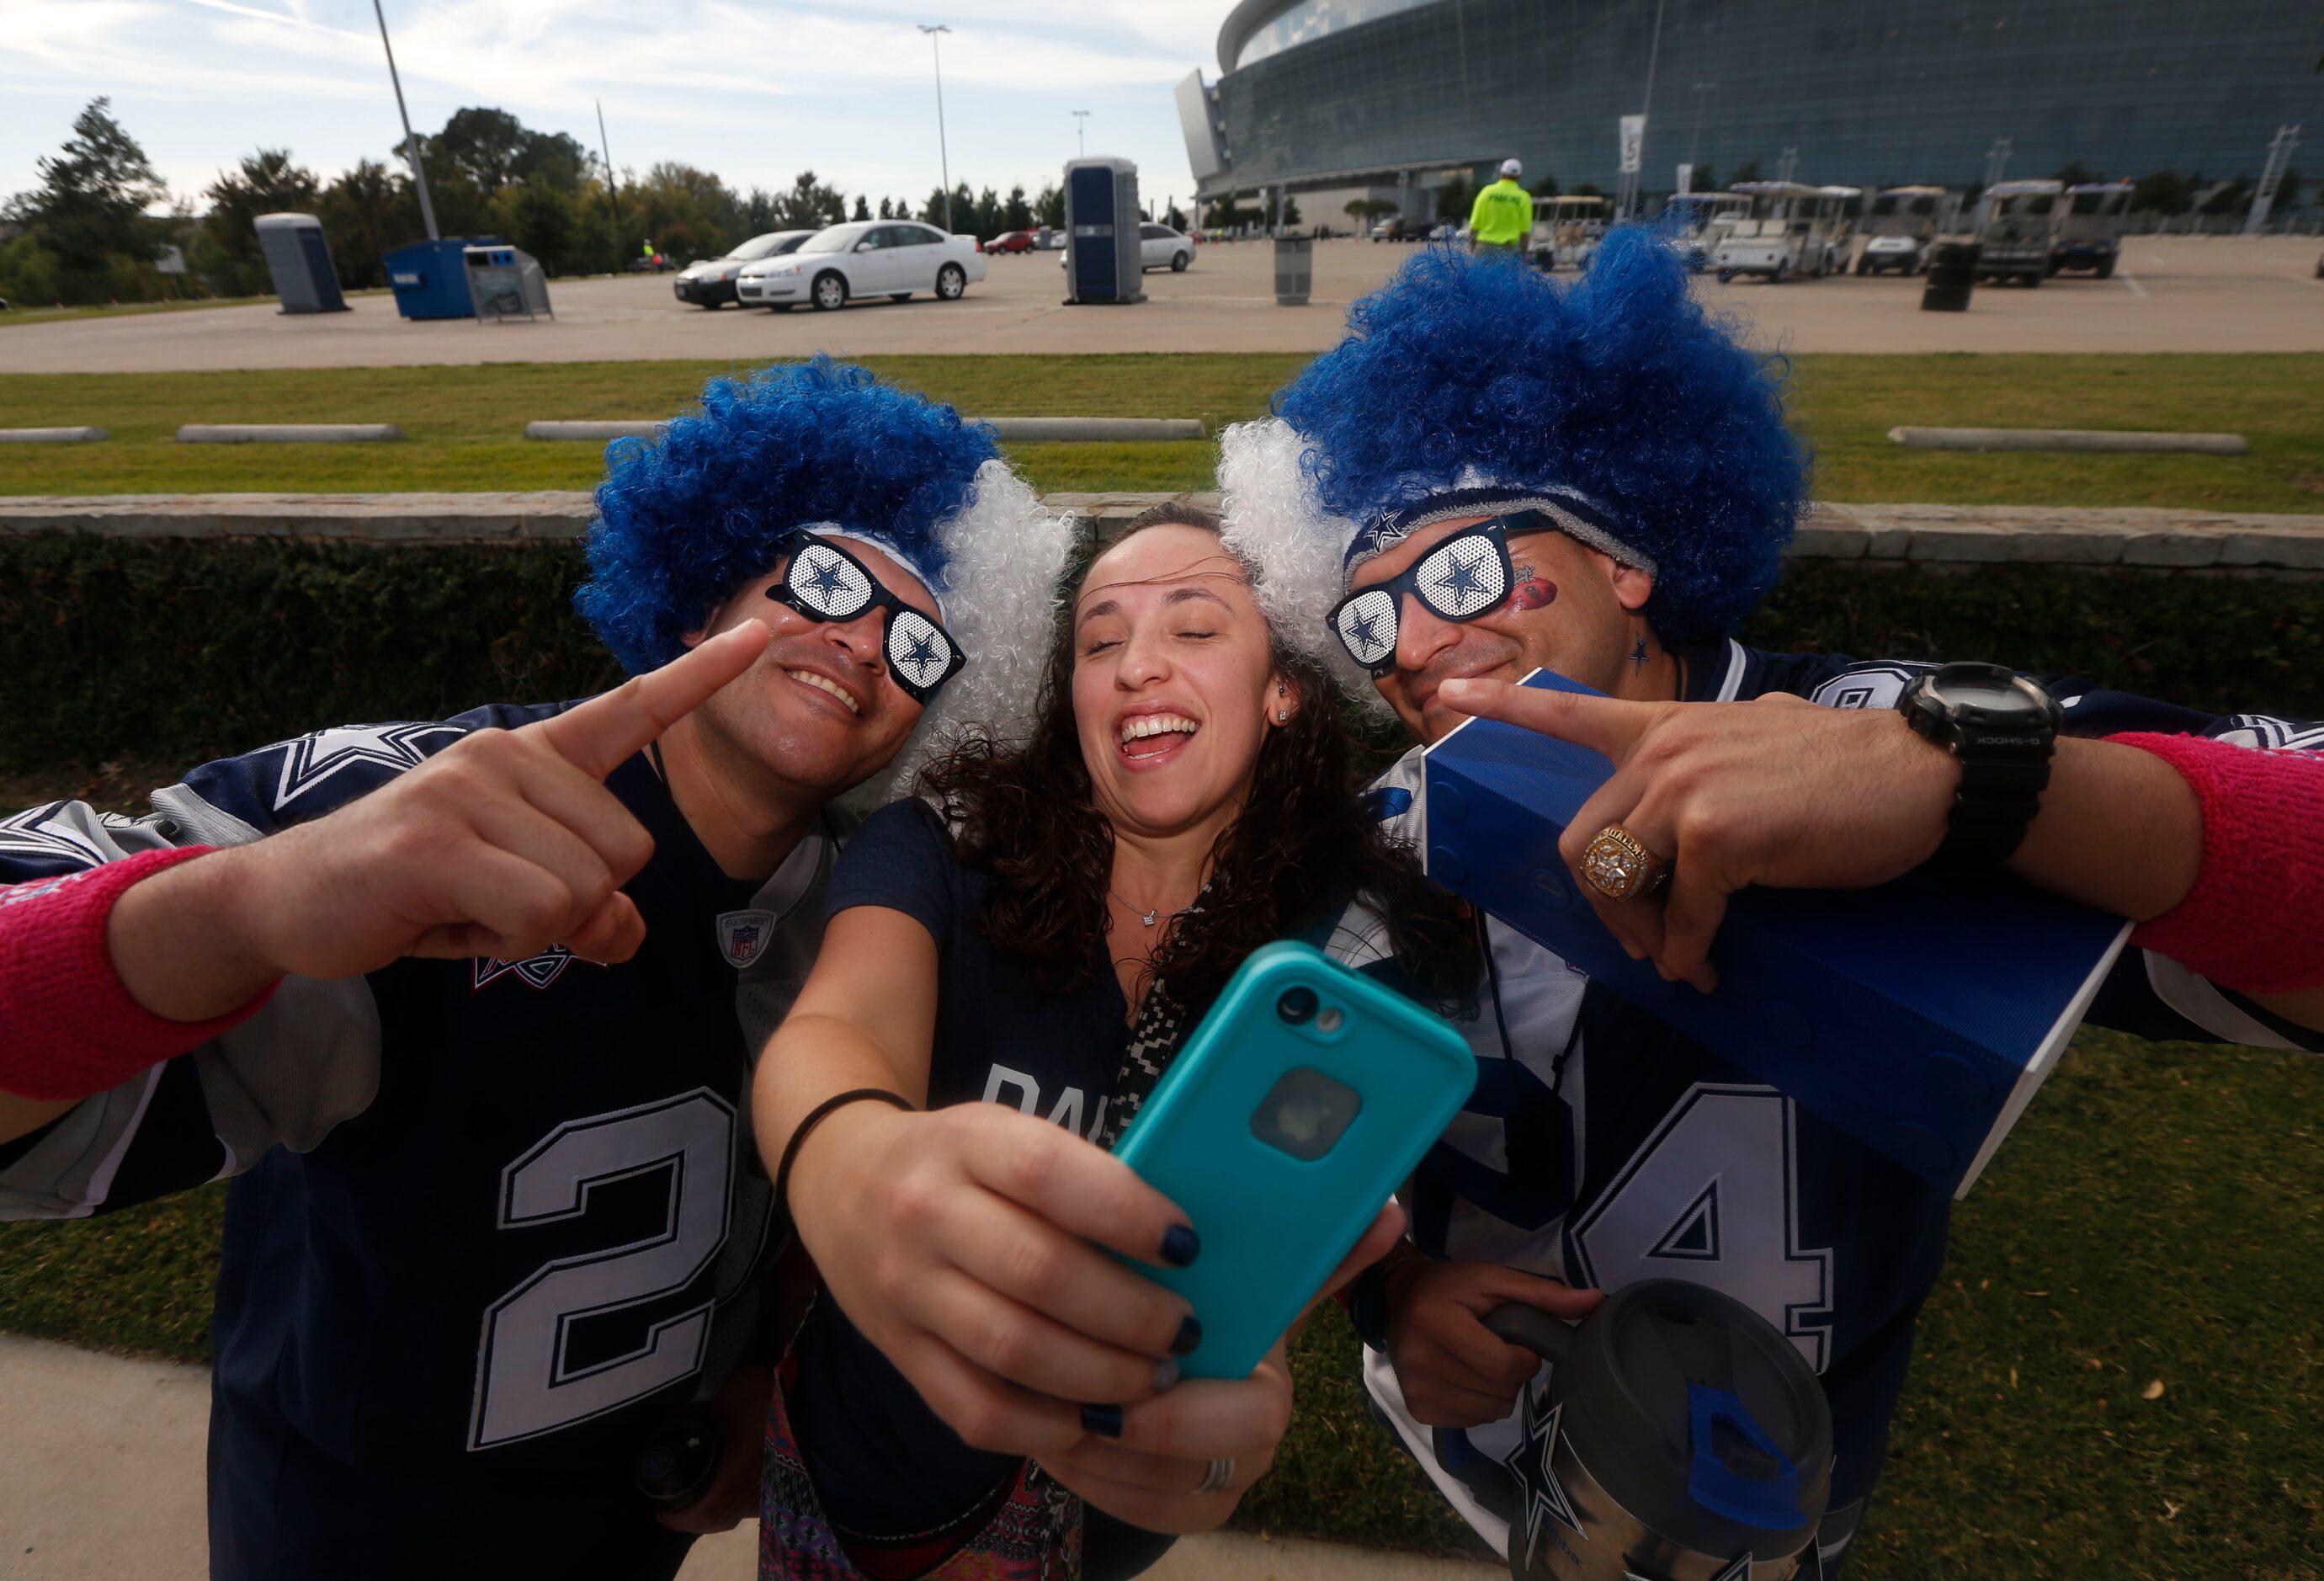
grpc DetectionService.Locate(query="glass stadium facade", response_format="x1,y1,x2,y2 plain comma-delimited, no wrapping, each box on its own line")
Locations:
1181,0,2321,210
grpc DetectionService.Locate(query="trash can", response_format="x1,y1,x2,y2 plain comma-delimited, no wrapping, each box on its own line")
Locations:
383,237,507,320
1273,237,1313,306
254,214,349,314
462,244,553,323
1921,241,1981,312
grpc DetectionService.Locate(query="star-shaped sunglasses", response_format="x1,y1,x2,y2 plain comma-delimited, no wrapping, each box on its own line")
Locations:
1329,510,1558,674
764,531,965,705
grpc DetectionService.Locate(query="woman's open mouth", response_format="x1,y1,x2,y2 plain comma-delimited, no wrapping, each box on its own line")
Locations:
1118,712,1199,764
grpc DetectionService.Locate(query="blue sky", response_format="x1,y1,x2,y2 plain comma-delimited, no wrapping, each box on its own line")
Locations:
3,0,1224,220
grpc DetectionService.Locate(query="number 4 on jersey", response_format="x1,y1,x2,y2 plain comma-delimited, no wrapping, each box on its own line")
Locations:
1571,1084,1834,1371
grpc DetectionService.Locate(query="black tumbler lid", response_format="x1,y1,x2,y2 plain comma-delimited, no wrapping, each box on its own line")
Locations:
1557,1280,1832,1557
633,1415,721,1513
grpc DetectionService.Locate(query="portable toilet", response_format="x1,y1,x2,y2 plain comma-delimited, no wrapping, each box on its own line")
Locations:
1063,158,1145,305
383,236,505,320
254,214,349,314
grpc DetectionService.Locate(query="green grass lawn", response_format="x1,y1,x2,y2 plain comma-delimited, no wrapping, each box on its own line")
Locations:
5,1009,2317,1574
3,354,2321,512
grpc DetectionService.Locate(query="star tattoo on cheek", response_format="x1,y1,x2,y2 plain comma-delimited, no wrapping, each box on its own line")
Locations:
1510,567,1559,612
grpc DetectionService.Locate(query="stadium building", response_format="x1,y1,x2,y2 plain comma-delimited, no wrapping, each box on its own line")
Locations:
1178,0,2321,221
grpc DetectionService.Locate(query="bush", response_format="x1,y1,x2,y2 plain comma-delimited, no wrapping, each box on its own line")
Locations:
1,537,2318,779
0,232,66,308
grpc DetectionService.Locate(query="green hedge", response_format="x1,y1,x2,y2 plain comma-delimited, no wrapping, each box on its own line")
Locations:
3,535,2319,777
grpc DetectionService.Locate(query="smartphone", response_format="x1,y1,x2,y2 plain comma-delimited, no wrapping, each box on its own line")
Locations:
1110,940,1476,1379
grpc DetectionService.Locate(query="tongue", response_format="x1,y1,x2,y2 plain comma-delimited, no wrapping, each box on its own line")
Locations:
1125,729,1191,759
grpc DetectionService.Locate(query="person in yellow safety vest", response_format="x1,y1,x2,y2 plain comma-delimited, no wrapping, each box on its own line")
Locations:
1469,158,1531,252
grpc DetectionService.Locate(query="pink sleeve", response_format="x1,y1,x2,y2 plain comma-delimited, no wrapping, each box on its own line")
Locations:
2113,732,2324,998
0,846,279,1103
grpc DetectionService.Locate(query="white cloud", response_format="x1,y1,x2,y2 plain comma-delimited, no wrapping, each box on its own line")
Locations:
2,0,1229,207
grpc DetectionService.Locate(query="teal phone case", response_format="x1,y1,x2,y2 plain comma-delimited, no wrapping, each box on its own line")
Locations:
1110,940,1477,1378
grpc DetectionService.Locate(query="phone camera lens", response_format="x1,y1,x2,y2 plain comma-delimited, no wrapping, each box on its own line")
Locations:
1316,1007,1344,1034
1277,987,1318,1025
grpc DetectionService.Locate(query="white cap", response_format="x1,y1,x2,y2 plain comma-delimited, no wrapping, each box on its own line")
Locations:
1500,158,1523,178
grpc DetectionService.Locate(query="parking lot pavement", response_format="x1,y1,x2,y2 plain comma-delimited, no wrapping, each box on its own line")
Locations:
0,1333,1494,1580
3,236,2318,375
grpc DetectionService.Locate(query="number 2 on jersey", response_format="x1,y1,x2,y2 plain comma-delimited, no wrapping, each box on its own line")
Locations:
470,1089,734,1450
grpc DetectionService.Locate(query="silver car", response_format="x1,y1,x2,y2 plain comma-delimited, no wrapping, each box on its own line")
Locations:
674,231,817,308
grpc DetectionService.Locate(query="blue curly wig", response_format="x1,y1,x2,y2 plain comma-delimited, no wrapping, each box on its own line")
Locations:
576,356,1003,673
1264,227,1806,642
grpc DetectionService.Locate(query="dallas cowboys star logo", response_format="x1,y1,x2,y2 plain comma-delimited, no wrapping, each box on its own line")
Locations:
0,804,109,871
804,557,854,606
1506,1376,1582,1569
899,630,944,680
272,721,470,810
1348,608,1385,656
1434,548,1491,607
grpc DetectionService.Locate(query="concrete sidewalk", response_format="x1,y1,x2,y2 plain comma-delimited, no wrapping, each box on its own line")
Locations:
0,1333,1492,1580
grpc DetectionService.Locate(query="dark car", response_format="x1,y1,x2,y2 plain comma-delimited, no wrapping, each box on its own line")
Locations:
673,231,816,308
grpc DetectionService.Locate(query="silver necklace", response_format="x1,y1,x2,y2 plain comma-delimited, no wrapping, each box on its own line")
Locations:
1109,888,1162,927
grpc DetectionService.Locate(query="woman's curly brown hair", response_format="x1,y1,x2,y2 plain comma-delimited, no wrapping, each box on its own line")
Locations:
918,507,1478,1013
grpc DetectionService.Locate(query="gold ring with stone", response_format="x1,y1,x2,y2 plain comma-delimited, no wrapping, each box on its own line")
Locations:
1580,824,1671,902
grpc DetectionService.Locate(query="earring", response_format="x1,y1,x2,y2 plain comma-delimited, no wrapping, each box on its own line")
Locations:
1276,710,1290,723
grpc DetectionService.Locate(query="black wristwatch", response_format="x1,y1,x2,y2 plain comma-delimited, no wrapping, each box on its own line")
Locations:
1896,663,2062,869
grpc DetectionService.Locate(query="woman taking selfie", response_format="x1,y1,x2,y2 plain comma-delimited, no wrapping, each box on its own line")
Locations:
752,503,1474,1578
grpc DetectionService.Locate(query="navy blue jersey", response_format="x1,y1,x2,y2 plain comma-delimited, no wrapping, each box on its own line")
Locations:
789,796,1135,1541
1333,641,2324,1574
0,704,840,1579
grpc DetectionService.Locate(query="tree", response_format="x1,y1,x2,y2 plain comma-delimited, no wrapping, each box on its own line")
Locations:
1002,184,1034,232
1344,197,1396,226
11,98,169,284
2130,170,2196,214
1690,164,1716,194
2054,161,2101,188
1433,176,1472,220
316,159,411,290
1570,182,1606,199
433,107,589,194
852,194,871,221
1529,173,1561,199
972,186,1002,238
1164,200,1189,232
1035,183,1065,228
202,150,322,292
1729,159,1762,185
2199,176,2252,216
1202,195,1259,230
770,169,847,231
1280,194,1303,227
920,183,973,231
2279,169,2305,210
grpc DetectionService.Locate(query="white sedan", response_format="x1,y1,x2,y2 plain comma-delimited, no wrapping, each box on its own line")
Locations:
738,221,987,311
1059,222,1194,274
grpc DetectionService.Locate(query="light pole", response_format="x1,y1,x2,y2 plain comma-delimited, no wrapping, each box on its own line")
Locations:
918,24,953,233
1073,110,1090,158
1686,81,1719,172
1617,0,1668,218
370,0,439,241
595,98,620,241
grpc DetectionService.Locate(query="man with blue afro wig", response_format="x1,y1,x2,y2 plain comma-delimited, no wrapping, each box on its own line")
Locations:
1216,233,1957,1574
0,355,1072,1579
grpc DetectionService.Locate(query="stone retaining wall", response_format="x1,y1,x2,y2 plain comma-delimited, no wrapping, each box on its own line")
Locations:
3,493,2320,572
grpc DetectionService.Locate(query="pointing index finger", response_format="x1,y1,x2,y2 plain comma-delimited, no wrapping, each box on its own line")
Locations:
533,621,771,781
1437,677,1662,765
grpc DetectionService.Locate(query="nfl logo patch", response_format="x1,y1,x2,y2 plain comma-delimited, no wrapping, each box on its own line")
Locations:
717,908,777,970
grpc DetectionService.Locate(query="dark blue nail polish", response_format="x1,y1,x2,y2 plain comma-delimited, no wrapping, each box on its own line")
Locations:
1160,1224,1200,1268
1169,1315,1203,1357
1082,1403,1124,1438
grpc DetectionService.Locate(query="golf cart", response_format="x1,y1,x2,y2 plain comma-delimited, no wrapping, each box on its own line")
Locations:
1664,192,1751,272
1713,183,1859,282
2050,181,2133,278
1856,186,1960,274
1976,180,2063,286
1529,195,1609,272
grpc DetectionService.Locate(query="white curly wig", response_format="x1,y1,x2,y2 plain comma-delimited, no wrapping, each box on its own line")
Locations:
1215,417,1388,714
863,458,1077,807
